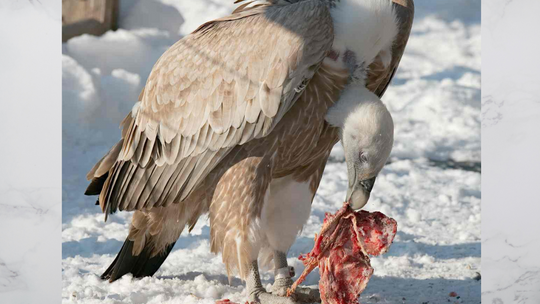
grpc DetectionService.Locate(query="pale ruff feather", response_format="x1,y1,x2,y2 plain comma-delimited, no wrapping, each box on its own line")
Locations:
325,0,398,84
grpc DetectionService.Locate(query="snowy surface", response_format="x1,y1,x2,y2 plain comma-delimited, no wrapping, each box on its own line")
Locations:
482,0,540,303
62,1,481,303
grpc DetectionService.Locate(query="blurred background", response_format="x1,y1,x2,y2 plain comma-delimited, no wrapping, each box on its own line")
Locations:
62,1,481,303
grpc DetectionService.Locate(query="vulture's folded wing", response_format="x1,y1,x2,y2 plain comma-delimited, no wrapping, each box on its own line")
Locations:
87,0,335,217
367,0,414,98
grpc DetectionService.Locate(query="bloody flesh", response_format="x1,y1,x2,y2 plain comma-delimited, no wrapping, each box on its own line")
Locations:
288,203,397,304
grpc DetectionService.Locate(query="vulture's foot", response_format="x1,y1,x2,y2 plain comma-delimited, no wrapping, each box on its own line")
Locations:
271,251,321,303
249,288,298,304
247,260,298,304
271,277,321,304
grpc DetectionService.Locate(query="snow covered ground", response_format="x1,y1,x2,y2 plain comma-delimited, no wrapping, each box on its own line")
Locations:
62,1,481,303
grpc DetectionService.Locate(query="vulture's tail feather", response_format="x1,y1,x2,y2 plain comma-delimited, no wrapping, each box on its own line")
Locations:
101,238,176,282
85,172,109,196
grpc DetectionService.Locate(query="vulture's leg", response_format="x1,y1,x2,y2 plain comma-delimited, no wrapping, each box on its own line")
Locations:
209,154,296,303
271,251,321,303
272,250,294,295
246,260,298,304
271,250,294,296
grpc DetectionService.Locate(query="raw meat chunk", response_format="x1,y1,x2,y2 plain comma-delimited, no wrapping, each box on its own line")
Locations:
288,203,397,304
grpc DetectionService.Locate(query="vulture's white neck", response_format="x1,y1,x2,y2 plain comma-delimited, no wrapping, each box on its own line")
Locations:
326,0,398,85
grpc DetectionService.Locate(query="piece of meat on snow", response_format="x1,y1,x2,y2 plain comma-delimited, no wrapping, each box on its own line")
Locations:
288,202,397,304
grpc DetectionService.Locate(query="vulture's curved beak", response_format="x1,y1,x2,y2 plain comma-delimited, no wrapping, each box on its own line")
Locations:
346,167,376,210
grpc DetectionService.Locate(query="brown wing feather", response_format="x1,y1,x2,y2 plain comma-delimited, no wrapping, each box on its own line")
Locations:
367,0,414,98
88,0,335,216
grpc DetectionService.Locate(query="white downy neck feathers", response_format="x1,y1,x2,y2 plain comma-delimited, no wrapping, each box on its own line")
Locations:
328,0,398,84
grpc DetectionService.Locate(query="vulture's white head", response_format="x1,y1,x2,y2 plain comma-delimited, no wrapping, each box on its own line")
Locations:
326,86,394,210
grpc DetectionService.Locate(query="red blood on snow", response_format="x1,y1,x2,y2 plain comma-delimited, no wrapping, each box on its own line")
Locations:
288,202,397,304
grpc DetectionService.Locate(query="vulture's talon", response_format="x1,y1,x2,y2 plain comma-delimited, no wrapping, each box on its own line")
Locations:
272,277,320,303
250,290,299,304
271,277,294,296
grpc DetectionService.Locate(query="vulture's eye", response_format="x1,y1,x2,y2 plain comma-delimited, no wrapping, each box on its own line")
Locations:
359,152,368,163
